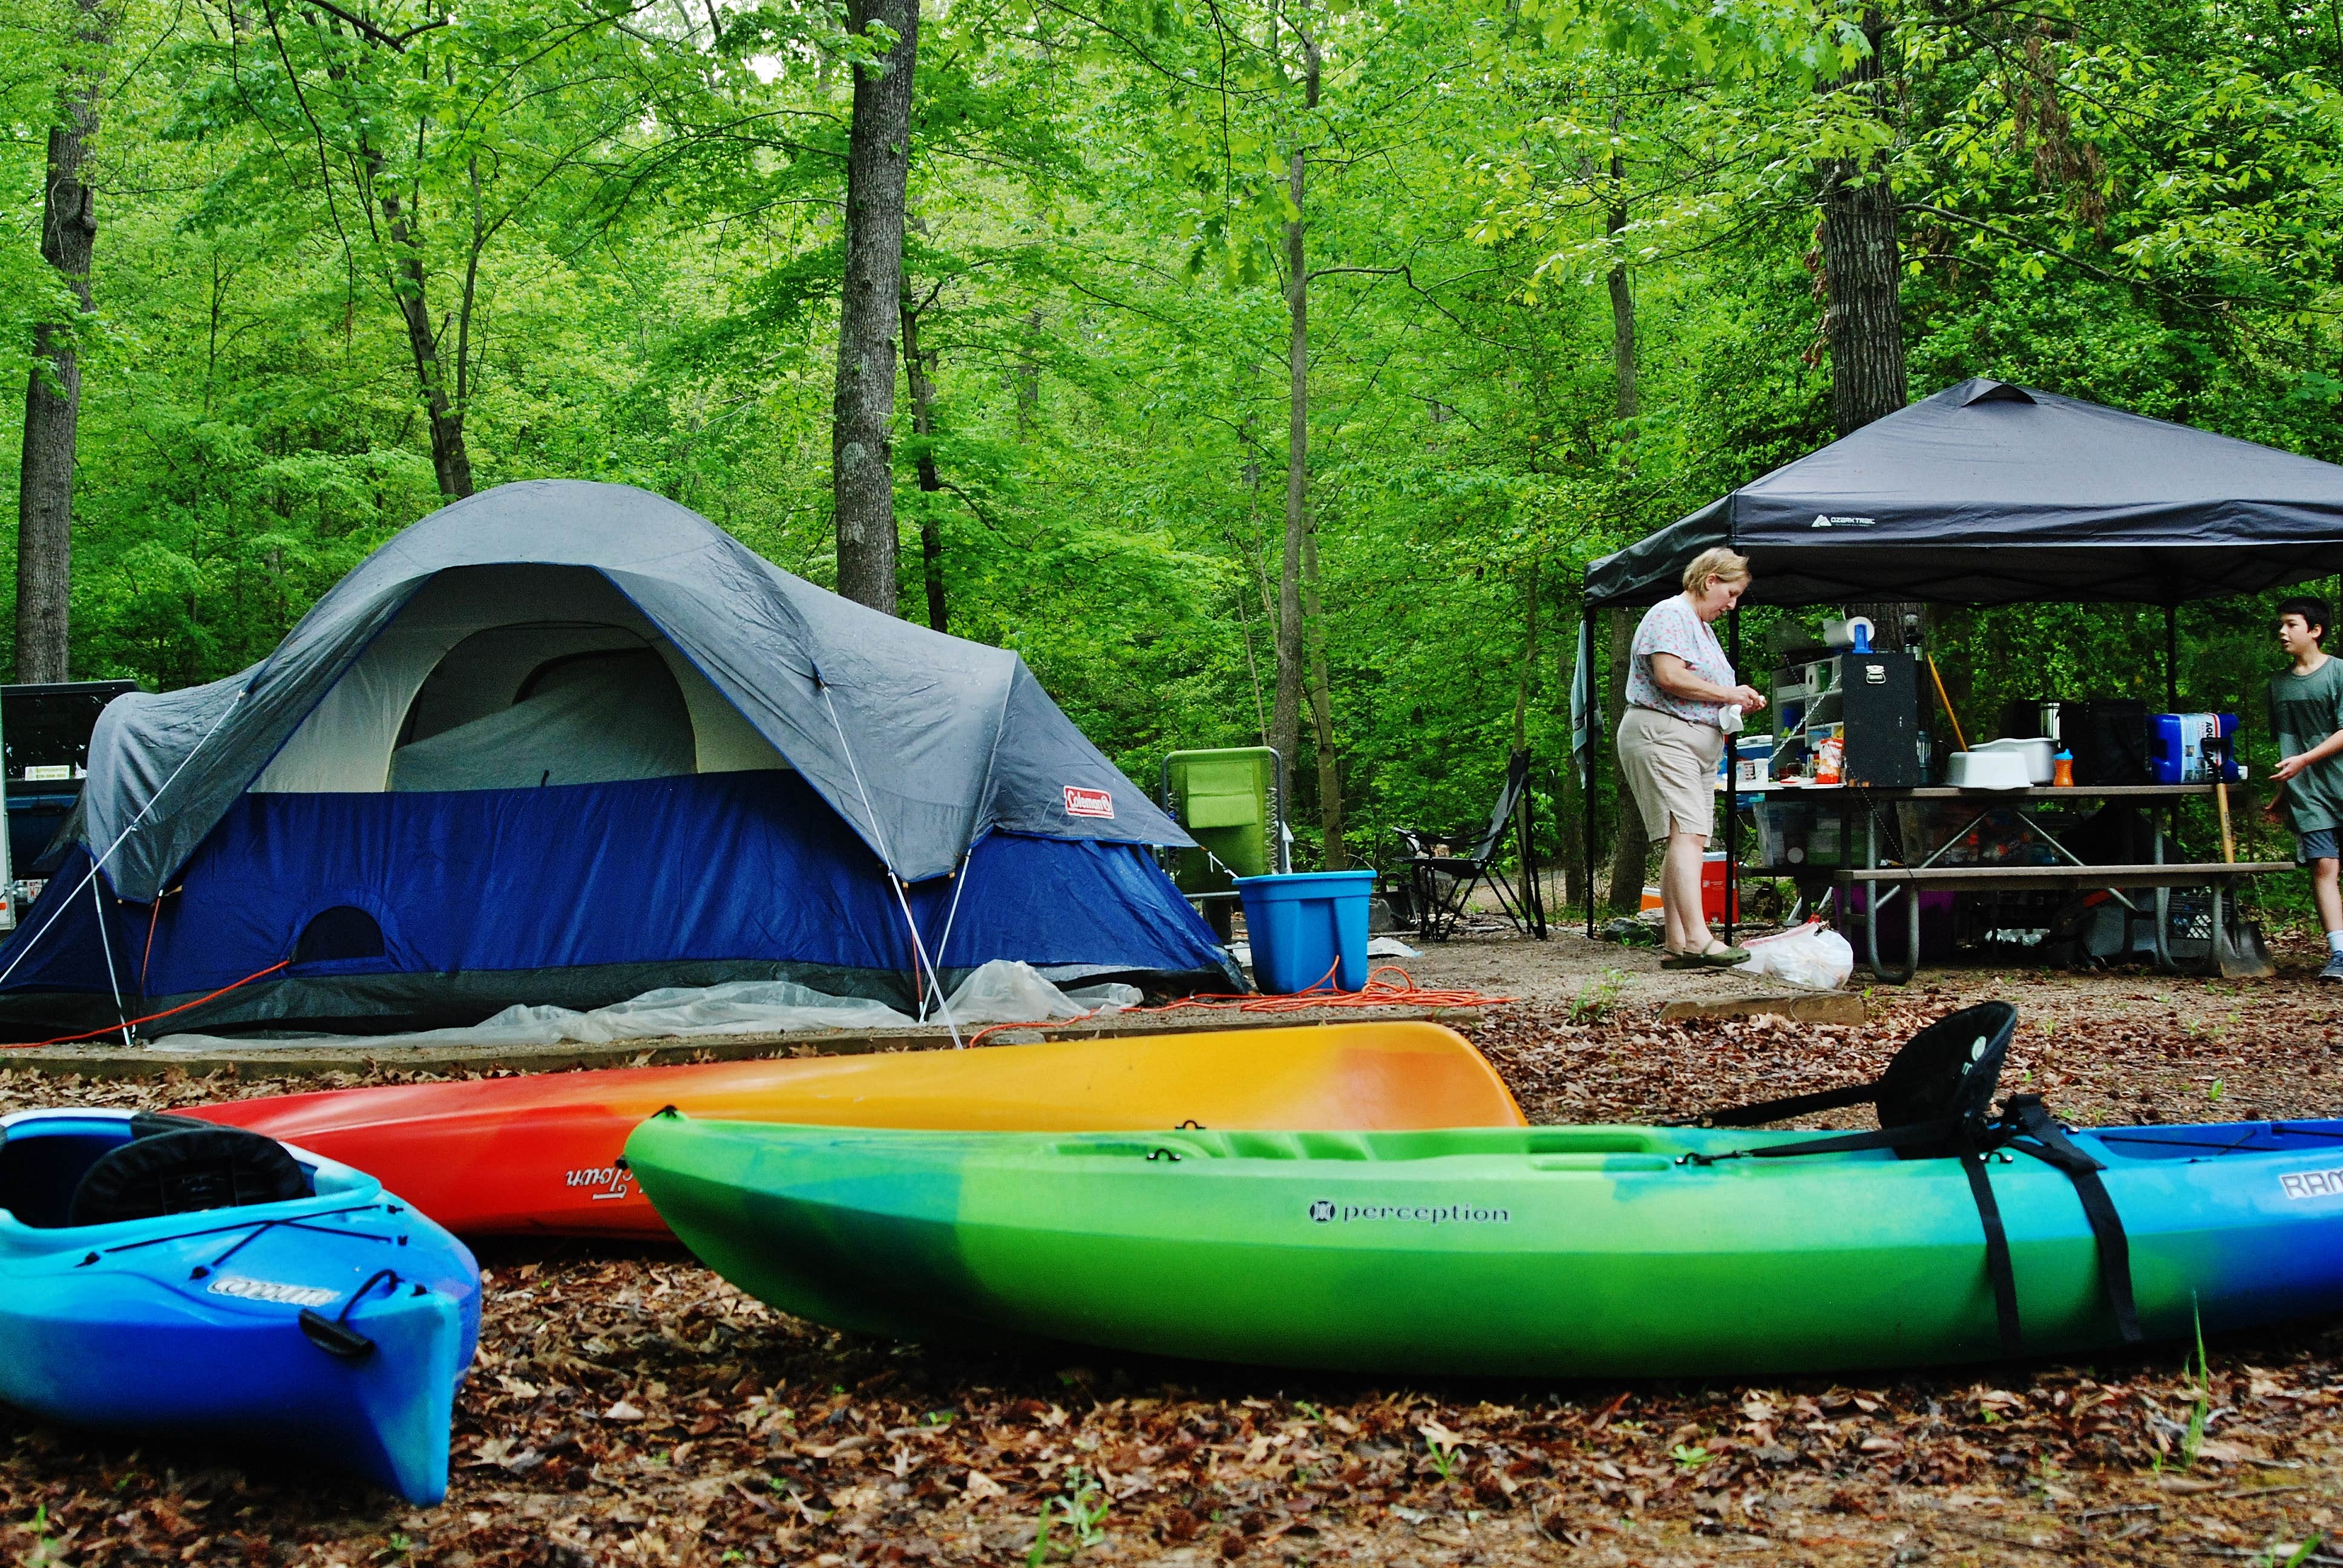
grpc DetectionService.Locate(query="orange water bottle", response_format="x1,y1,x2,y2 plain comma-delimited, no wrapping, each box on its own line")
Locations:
2052,748,2074,788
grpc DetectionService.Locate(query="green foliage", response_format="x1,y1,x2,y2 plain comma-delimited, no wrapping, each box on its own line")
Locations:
2,0,2342,889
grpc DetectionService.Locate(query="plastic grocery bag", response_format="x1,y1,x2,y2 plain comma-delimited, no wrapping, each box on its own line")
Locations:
1738,921,1854,991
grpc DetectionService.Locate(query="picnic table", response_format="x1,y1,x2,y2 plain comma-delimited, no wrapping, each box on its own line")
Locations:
1729,782,2291,982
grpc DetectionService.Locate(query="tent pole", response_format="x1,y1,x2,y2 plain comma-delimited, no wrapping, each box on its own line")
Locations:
2164,604,2179,711
1725,607,1740,949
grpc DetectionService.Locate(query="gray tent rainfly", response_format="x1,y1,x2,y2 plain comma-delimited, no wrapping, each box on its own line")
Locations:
1584,377,2343,610
76,479,1191,903
0,480,1237,1038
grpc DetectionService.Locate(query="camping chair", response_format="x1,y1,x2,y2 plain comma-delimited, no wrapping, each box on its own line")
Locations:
1394,750,1547,941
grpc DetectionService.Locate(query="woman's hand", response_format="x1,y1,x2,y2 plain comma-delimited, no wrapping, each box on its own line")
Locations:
2273,752,2310,783
1732,684,1768,713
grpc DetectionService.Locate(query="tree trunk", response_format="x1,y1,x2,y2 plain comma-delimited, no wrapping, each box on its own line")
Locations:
1271,142,1308,776
379,186,473,499
1816,13,1906,439
1014,306,1041,439
1817,19,1921,694
1601,156,1647,916
1271,11,1320,785
1302,508,1343,869
1604,607,1650,916
15,0,113,684
900,293,947,633
1606,149,1636,425
832,0,919,615
1512,557,1541,908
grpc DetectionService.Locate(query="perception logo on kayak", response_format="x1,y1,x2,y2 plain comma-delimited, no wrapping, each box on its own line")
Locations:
1307,1198,1510,1225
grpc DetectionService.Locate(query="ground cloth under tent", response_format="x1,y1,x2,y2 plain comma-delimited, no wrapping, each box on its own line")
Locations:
145,961,1141,1054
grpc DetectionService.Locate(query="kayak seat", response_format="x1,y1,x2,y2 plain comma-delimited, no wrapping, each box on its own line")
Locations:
68,1119,312,1229
1685,1000,2016,1152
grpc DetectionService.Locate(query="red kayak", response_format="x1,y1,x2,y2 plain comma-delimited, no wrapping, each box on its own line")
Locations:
188,1022,1524,1236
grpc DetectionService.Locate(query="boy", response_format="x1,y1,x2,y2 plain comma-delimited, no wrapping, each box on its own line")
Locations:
2265,596,2343,980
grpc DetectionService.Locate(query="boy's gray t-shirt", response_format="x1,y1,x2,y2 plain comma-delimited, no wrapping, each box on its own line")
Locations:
2270,655,2343,833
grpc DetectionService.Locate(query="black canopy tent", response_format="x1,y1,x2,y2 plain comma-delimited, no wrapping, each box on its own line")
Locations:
1570,376,2343,938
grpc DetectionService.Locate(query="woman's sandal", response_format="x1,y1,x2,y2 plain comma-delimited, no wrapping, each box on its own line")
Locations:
1691,944,1752,967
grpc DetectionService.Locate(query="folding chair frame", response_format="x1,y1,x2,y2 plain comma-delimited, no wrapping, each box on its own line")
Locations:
1394,750,1548,942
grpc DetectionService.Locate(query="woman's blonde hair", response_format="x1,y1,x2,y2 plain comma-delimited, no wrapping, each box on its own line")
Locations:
1682,546,1752,596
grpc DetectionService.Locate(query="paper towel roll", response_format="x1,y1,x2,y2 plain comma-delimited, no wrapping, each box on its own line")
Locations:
1823,615,1875,650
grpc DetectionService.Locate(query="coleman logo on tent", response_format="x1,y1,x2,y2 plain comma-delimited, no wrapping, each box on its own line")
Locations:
1810,514,1878,528
1064,786,1116,818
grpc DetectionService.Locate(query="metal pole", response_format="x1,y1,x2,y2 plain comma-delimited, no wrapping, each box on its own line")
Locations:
1725,606,1740,947
2164,603,2179,711
1584,613,1599,938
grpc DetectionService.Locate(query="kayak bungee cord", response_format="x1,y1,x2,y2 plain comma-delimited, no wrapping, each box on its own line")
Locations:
91,1204,402,1262
811,676,963,1048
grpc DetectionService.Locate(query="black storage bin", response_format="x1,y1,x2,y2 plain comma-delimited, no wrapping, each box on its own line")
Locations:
2071,699,2151,785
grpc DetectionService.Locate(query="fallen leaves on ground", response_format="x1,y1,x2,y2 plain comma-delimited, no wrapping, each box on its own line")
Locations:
4,965,2343,1566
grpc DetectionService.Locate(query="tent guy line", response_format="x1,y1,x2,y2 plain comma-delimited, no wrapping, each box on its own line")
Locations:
816,677,965,1048
0,685,246,998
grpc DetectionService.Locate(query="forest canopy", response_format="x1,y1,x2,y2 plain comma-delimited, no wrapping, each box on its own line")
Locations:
5,0,2342,892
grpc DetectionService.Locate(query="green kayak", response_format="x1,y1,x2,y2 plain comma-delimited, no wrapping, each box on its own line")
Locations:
625,1108,2343,1377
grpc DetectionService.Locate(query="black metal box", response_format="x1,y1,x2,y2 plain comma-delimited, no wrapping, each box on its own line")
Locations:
1837,652,1922,786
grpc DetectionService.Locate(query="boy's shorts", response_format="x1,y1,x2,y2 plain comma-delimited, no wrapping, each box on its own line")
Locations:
2299,827,2340,865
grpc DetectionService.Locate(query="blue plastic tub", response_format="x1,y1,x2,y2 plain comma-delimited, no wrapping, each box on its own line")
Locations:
1234,871,1378,993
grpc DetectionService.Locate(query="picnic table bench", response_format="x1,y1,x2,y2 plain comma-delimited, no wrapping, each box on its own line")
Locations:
1733,783,2289,982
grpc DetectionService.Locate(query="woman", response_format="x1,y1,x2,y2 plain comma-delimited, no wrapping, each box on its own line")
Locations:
1617,547,1766,969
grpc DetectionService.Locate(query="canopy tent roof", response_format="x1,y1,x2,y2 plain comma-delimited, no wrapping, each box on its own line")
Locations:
75,480,1190,899
1584,378,2343,609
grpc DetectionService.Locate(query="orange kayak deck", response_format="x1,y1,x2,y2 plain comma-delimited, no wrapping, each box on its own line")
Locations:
189,1022,1524,1236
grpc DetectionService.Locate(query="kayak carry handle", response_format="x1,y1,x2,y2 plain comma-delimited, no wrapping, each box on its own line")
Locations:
299,1309,376,1360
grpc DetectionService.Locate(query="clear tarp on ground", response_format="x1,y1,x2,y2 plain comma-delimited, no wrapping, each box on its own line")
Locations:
147,960,1141,1053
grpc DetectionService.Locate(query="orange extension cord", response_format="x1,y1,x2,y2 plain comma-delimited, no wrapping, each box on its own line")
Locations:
962,962,1517,1050
8,960,292,1049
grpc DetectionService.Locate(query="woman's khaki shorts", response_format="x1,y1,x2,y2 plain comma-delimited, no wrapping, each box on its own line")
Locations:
1617,706,1724,841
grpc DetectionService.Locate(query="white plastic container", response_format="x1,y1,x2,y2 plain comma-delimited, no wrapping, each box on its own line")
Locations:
1946,750,2034,791
1970,735,2055,785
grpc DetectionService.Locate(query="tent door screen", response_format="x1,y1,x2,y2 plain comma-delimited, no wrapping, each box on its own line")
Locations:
392,638,696,792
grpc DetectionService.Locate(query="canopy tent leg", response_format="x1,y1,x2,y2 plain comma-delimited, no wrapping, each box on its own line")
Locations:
1576,612,1599,939
1725,607,1740,949
2165,603,2179,711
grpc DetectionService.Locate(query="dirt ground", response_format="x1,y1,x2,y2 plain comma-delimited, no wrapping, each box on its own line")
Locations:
6,930,2343,1568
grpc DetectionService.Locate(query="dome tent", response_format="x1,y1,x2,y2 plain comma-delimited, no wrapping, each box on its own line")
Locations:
0,481,1234,1037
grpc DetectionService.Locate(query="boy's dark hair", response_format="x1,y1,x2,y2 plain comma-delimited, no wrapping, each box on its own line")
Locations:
2278,596,2330,641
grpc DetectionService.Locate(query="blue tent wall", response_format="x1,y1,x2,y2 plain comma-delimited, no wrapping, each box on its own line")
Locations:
0,770,1235,1036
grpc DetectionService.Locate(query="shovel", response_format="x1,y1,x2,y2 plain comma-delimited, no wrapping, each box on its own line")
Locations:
2207,733,2276,979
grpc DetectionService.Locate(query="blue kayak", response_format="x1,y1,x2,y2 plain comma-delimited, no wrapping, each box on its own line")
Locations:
0,1109,480,1503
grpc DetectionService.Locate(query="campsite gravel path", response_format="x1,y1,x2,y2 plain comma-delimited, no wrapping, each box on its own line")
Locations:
5,936,2343,1568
